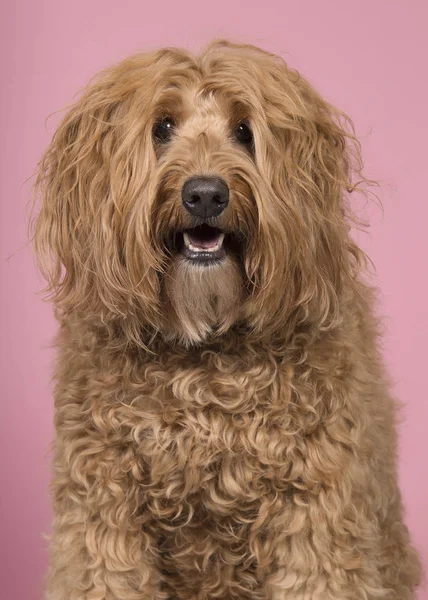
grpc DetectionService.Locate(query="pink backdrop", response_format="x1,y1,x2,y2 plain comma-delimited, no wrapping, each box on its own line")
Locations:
1,1,427,598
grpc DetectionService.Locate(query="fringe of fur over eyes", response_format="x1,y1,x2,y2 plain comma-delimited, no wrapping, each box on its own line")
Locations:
32,40,422,600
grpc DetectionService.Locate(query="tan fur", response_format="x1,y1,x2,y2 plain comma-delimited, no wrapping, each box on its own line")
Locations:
32,40,421,599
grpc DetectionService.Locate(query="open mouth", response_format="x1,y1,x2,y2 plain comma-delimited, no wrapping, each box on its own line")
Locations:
166,224,242,265
181,224,226,263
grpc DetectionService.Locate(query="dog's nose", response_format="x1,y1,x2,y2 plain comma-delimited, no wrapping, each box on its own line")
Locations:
182,176,229,219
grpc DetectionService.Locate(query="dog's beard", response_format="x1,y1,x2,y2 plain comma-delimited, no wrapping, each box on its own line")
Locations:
163,255,243,345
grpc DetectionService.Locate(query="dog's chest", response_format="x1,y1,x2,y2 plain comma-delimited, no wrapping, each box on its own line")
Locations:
139,371,293,531
134,357,294,514
128,356,338,596
134,369,297,599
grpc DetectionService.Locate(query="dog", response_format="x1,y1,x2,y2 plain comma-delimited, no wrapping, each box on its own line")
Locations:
33,40,421,600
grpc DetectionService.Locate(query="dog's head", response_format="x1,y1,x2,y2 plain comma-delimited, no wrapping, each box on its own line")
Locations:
34,41,367,346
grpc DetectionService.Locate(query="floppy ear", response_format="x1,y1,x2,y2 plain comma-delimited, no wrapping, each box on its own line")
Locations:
247,57,369,339
32,56,162,333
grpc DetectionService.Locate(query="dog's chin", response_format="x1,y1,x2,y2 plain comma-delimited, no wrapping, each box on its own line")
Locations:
162,229,245,345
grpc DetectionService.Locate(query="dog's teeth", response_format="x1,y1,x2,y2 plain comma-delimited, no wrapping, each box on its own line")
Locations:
183,232,225,253
211,233,225,251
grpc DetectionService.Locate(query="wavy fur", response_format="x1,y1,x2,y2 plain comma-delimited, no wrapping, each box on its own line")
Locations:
33,40,421,599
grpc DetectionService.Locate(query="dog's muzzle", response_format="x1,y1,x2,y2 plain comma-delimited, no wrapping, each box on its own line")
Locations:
164,176,243,265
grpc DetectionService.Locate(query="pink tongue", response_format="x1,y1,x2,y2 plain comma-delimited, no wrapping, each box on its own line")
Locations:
188,232,220,249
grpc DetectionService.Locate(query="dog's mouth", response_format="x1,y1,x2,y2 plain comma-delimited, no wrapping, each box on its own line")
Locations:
166,224,242,265
182,224,226,263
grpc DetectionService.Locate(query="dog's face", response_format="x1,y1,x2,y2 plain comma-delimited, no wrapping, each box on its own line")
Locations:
34,41,365,346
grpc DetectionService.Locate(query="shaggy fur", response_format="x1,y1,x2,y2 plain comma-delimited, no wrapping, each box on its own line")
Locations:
33,40,421,599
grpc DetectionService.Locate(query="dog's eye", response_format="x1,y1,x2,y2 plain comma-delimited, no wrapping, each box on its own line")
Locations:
153,118,176,143
234,121,253,146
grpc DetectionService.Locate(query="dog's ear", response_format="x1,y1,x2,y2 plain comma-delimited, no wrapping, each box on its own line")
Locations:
248,59,370,338
32,56,163,333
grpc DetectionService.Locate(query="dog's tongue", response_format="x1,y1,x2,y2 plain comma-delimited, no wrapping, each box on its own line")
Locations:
187,226,221,249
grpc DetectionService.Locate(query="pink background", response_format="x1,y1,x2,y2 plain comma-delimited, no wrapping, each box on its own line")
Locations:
1,1,427,598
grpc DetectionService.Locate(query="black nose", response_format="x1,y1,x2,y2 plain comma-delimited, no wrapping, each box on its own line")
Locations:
182,176,229,219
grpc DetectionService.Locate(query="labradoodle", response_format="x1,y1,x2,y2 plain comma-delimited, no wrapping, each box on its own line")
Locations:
33,40,421,600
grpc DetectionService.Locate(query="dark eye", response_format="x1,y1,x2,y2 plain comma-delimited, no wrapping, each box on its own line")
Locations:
153,117,176,143
234,121,253,146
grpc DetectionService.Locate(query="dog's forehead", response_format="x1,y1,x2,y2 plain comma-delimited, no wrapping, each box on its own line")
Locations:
146,51,265,127
180,86,231,124
165,79,255,137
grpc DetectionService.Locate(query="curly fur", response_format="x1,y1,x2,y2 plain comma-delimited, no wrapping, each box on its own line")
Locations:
33,40,421,599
